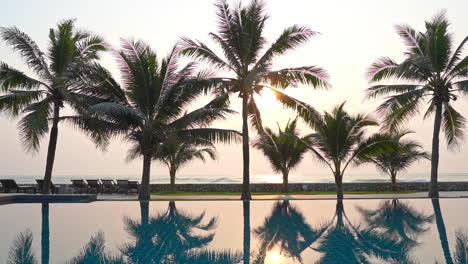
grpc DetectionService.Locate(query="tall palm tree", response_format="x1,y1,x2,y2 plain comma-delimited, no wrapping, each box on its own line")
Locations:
155,138,216,190
363,131,430,191
365,11,468,198
0,20,106,193
306,103,391,200
253,119,309,192
78,41,240,200
181,0,330,200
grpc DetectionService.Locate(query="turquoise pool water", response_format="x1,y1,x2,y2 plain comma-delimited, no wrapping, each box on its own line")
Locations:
0,199,467,263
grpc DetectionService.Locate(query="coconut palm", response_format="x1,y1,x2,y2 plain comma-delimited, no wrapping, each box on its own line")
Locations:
365,11,468,198
75,41,240,200
364,131,430,191
0,20,106,193
181,0,330,200
155,138,216,190
306,102,392,200
253,119,309,192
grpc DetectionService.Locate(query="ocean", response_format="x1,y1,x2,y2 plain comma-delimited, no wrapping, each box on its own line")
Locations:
3,172,468,185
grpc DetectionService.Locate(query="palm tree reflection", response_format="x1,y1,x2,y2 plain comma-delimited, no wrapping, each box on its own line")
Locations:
122,201,241,263
7,230,37,264
253,200,326,263
358,199,434,245
68,232,124,264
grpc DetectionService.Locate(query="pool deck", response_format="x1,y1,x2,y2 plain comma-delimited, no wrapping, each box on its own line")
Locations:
0,193,97,204
97,191,468,201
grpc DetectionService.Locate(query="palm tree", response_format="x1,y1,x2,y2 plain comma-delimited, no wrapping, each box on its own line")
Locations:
181,0,330,200
0,20,106,194
306,102,391,200
243,200,251,264
363,131,430,191
365,11,468,198
253,119,309,192
433,199,455,264
155,138,216,190
78,41,240,200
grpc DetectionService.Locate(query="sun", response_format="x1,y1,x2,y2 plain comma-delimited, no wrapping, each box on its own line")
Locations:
255,88,278,108
265,249,286,264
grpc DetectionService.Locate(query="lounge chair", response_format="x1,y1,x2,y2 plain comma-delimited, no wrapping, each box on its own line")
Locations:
71,179,88,193
0,179,36,193
86,179,102,193
116,180,130,194
128,181,140,193
36,180,59,194
100,179,116,193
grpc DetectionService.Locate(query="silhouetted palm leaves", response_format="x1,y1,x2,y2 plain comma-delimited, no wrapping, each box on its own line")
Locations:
0,20,106,193
366,11,468,198
181,0,329,199
7,230,37,264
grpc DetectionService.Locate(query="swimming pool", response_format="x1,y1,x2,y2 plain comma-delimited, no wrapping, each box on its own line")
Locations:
0,199,466,263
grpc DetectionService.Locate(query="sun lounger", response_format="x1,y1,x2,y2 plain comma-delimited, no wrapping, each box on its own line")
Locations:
128,181,140,193
71,179,88,193
100,179,116,193
116,180,130,194
0,179,36,193
36,179,59,194
86,179,102,193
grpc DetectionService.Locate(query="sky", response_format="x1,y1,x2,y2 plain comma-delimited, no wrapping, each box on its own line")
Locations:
1,0,468,182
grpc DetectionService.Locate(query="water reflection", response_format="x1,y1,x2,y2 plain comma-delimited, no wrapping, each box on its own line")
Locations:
253,200,326,263
4,200,468,263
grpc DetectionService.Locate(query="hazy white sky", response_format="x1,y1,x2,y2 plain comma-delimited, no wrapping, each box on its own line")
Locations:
1,0,468,181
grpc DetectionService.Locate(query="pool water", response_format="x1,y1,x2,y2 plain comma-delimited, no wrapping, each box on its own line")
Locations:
0,199,467,263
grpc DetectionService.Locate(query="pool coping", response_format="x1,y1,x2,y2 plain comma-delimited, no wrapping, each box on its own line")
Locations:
0,194,97,204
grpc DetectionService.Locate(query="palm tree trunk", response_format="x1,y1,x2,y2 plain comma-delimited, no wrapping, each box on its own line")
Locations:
391,172,397,192
139,152,152,201
432,199,454,264
243,200,251,264
282,170,289,193
169,167,176,191
41,203,49,264
241,94,251,200
335,172,344,200
429,101,443,198
42,102,60,194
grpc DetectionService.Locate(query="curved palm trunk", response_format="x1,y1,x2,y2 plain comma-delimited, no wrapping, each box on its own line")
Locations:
282,170,289,193
42,103,60,194
243,200,251,264
139,153,152,201
432,199,454,264
41,203,50,264
169,167,176,191
429,101,443,198
241,95,251,200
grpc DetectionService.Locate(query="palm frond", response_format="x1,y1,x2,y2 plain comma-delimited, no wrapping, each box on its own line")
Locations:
442,103,466,149
0,26,50,78
261,65,330,89
0,90,44,116
18,98,53,151
7,230,37,264
0,62,49,91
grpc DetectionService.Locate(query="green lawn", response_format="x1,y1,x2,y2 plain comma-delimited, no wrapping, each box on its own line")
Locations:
151,190,414,196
